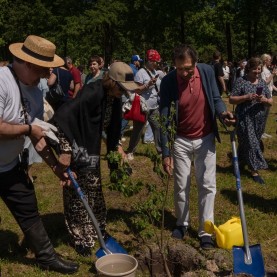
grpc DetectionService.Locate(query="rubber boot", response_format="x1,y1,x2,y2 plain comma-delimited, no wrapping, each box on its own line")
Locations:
24,220,79,274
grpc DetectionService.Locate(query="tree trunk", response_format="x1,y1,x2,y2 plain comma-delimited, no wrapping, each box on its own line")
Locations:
103,23,113,66
225,22,233,61
247,21,252,59
180,10,185,43
63,36,68,58
253,20,258,55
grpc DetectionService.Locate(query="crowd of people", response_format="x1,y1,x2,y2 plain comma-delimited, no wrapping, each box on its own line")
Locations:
0,34,276,274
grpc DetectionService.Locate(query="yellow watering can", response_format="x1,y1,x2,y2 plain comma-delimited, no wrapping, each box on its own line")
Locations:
204,217,244,249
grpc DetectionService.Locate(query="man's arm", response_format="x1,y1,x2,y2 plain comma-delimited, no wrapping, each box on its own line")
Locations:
72,82,81,98
0,118,32,138
71,67,82,98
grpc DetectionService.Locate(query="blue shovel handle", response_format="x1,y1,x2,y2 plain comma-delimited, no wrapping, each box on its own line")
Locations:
230,131,252,264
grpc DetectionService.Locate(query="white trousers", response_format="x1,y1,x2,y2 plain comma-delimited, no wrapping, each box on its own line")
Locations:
173,133,216,237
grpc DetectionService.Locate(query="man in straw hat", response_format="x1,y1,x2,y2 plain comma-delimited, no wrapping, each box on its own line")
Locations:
0,35,79,274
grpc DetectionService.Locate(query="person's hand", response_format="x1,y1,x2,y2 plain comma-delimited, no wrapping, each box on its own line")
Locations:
221,111,236,127
162,156,174,176
63,170,77,187
59,153,72,171
148,77,157,87
247,93,257,102
52,163,77,187
51,163,69,186
256,95,268,104
29,124,45,142
117,145,127,163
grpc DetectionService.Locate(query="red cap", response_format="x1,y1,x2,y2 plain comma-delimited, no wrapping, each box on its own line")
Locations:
146,49,161,62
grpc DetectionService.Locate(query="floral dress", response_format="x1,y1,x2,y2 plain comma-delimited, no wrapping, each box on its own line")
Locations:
231,77,271,171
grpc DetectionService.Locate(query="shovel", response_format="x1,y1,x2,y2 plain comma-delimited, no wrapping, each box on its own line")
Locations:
66,168,127,258
229,130,265,277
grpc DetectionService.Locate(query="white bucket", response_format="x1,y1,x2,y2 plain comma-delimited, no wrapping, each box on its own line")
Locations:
95,254,138,277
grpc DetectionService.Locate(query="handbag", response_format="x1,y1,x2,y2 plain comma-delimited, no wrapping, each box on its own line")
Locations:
46,68,65,104
43,98,54,122
123,93,146,123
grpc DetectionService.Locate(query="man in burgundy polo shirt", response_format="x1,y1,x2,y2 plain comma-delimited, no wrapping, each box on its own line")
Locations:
65,56,82,98
160,45,234,249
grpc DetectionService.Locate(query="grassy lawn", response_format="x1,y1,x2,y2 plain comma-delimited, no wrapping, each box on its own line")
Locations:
0,96,276,276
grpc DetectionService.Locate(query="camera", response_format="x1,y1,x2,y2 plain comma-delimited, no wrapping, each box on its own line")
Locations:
19,148,29,173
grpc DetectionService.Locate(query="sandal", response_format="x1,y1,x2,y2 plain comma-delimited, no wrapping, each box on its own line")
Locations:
200,235,215,250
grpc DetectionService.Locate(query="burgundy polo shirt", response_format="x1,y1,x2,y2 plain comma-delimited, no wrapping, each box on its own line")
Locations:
177,67,213,139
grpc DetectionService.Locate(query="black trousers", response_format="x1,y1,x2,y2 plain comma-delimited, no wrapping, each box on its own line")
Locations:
0,164,40,233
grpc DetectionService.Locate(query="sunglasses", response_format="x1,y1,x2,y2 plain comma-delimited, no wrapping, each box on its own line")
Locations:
116,82,125,92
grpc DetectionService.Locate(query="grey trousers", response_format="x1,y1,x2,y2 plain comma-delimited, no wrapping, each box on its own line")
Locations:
127,108,161,154
173,133,216,237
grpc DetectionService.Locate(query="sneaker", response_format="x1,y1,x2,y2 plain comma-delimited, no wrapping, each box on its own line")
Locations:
74,244,91,257
200,235,215,250
127,153,134,161
252,175,265,185
262,133,272,139
143,140,154,144
172,226,187,240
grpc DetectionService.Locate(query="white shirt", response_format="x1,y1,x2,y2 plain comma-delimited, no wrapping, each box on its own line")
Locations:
261,66,273,97
223,65,230,80
0,66,43,172
135,68,161,110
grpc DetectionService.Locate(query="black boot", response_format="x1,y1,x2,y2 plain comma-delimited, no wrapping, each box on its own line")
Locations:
24,220,79,274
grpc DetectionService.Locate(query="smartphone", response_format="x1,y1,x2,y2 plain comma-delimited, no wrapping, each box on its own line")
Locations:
256,86,263,95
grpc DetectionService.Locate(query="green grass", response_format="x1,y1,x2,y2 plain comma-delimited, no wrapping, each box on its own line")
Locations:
0,96,277,276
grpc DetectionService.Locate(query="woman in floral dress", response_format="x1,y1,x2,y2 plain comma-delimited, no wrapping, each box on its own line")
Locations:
229,57,273,184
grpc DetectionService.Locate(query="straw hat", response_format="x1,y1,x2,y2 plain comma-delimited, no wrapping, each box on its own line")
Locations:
9,35,64,68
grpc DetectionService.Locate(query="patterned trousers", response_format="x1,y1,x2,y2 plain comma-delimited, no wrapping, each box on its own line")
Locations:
63,167,107,248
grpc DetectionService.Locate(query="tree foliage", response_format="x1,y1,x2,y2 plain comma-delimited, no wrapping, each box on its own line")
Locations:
0,0,276,65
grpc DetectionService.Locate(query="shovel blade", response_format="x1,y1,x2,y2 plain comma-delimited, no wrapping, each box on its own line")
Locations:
233,244,265,277
96,236,127,258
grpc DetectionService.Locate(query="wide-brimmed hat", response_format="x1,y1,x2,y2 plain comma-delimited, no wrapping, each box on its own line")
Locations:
9,35,64,68
109,62,139,91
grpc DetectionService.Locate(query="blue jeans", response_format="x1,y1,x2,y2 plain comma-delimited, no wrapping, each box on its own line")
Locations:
143,121,154,142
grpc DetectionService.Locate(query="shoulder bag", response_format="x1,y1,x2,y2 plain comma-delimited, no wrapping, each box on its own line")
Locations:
46,68,65,104
7,66,30,173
